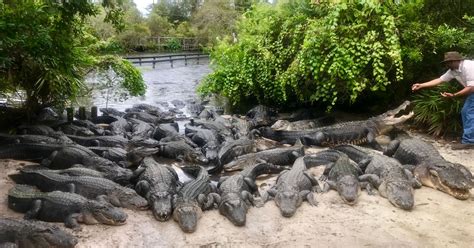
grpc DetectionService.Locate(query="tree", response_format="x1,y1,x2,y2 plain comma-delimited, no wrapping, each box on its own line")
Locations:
0,1,145,119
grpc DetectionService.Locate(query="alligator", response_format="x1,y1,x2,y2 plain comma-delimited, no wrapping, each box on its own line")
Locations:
17,125,57,136
223,142,304,172
134,157,180,221
184,124,221,163
152,123,179,141
186,103,205,118
57,124,95,137
216,138,256,169
262,157,320,217
99,107,126,117
9,168,148,210
66,135,128,148
0,143,92,162
229,116,253,139
108,116,132,136
89,147,128,166
0,133,74,146
0,218,78,248
126,146,160,167
188,119,234,141
159,139,209,165
128,118,155,139
270,116,335,131
218,162,286,226
173,166,220,233
384,138,473,200
8,184,127,229
246,105,278,128
259,101,413,149
304,149,364,205
72,120,105,136
335,144,421,210
124,111,160,125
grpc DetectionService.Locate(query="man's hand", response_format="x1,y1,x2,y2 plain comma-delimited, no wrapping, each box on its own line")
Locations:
411,83,423,91
441,92,455,98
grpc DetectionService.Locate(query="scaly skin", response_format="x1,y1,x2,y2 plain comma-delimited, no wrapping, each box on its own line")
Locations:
0,218,78,248
336,145,419,210
8,185,127,229
385,138,473,200
159,140,209,165
10,169,148,210
218,163,285,226
135,157,180,221
263,157,319,217
173,167,219,233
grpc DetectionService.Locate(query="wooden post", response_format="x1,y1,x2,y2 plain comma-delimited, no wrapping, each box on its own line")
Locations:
91,106,98,119
184,55,187,66
66,107,74,123
170,59,174,68
197,56,200,65
153,60,156,69
139,58,142,66
78,106,86,120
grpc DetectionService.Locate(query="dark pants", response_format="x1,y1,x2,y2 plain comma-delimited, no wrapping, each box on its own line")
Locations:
461,93,474,144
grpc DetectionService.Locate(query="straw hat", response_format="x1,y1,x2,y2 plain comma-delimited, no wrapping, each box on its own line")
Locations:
441,51,464,63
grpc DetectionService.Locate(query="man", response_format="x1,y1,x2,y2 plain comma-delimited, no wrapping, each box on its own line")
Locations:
411,51,474,149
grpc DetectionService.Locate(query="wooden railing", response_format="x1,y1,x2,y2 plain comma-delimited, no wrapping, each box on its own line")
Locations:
123,53,209,68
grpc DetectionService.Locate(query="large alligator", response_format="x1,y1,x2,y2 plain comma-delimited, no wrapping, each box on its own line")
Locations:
152,123,179,141
246,105,278,128
259,101,413,149
57,124,95,137
89,147,128,166
270,116,335,131
134,157,180,221
384,138,473,200
223,142,304,172
0,133,74,145
262,157,320,217
8,185,127,229
128,118,154,139
0,218,78,248
173,166,220,233
335,145,421,210
218,162,285,226
9,169,148,210
184,124,221,163
65,135,129,148
188,119,234,141
304,150,364,205
210,138,256,174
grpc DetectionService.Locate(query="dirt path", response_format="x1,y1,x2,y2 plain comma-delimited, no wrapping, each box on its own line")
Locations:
0,132,473,247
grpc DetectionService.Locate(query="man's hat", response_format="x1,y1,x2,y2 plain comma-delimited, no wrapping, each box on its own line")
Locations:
441,51,464,63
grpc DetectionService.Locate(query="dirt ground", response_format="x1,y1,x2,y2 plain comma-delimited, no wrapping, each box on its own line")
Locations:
0,131,473,248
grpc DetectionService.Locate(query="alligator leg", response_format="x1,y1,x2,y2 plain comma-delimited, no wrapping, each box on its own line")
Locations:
64,213,81,230
261,188,277,203
404,169,422,189
304,171,322,193
242,190,263,207
24,199,42,220
135,180,151,197
243,177,258,193
322,180,336,193
359,174,381,188
366,131,383,151
383,140,400,157
300,190,318,206
66,183,76,193
360,182,377,195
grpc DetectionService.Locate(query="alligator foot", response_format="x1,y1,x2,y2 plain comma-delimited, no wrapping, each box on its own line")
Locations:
306,192,318,206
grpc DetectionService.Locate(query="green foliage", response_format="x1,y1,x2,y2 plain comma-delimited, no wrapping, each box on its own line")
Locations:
165,38,182,51
412,83,463,137
147,12,173,36
0,0,145,117
199,0,404,110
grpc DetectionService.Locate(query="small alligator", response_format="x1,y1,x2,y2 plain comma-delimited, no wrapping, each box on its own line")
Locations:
246,105,278,128
218,162,285,226
259,101,413,149
89,147,128,166
262,157,320,217
184,124,221,163
173,166,220,233
8,185,127,229
66,135,129,148
9,169,148,210
128,118,155,139
134,157,181,221
152,123,179,141
0,218,78,248
211,138,256,173
335,144,421,210
304,150,364,205
159,139,209,165
384,138,473,200
223,142,304,172
57,124,95,137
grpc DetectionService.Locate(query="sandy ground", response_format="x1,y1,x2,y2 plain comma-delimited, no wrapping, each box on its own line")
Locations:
0,132,473,248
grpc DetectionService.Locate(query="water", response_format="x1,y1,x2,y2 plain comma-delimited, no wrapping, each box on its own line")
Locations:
89,58,212,113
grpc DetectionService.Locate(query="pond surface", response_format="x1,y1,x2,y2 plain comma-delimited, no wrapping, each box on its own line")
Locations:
89,57,211,113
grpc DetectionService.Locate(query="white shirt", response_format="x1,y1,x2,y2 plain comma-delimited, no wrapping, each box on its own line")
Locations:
440,60,474,87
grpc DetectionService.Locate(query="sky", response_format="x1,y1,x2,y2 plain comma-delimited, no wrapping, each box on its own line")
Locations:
133,0,154,15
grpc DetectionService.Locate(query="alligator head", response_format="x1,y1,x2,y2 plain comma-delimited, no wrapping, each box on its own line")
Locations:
415,162,472,200
374,100,414,134
274,187,303,218
149,191,174,221
84,201,128,226
218,194,248,226
336,175,360,205
379,179,414,210
22,225,78,248
113,188,149,211
184,150,209,165
173,199,202,233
